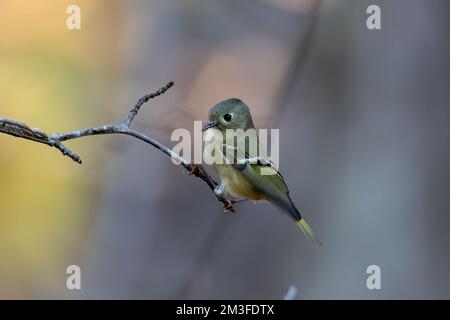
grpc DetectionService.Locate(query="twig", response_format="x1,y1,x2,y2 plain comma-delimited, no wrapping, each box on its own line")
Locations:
0,81,234,212
0,118,83,164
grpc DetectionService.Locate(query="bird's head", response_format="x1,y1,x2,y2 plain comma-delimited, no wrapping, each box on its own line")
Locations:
202,98,255,132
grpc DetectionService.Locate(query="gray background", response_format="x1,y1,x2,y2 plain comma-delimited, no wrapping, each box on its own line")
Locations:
61,0,450,299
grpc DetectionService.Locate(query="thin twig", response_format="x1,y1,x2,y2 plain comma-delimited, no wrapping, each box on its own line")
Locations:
123,81,174,127
0,81,234,212
0,118,83,163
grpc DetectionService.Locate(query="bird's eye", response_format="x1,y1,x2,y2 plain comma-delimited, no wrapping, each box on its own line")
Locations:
223,113,233,122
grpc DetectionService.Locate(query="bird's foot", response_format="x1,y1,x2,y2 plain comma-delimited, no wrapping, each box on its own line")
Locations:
187,164,201,176
223,199,235,213
223,198,249,213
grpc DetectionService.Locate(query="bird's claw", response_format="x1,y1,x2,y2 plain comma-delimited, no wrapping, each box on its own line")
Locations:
223,200,235,213
187,164,200,176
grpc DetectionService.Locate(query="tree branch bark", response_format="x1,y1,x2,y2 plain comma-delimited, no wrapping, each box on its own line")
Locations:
0,81,235,212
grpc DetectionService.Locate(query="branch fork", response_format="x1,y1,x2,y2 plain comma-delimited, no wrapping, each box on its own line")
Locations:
0,81,235,212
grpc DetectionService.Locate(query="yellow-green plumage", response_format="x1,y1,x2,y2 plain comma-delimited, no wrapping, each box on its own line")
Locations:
213,164,267,200
203,98,321,246
297,219,320,246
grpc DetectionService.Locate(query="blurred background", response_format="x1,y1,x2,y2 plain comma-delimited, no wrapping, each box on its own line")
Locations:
0,0,449,299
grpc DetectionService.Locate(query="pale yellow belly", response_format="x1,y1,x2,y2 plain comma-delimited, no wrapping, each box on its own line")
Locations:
213,164,266,200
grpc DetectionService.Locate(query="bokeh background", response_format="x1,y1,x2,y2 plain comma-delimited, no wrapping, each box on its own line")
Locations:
0,0,449,299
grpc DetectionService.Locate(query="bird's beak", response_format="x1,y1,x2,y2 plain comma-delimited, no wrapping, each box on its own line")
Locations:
202,121,216,132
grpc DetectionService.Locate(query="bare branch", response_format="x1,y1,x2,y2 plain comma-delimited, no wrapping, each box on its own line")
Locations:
123,80,174,127
0,81,234,212
0,118,82,163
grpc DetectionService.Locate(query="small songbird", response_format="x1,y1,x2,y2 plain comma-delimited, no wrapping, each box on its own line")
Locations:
202,98,321,245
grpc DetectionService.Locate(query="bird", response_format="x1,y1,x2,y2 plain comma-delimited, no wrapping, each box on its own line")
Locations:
202,98,321,246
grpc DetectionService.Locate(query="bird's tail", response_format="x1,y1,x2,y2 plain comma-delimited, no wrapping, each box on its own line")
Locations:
297,218,322,247
269,194,322,246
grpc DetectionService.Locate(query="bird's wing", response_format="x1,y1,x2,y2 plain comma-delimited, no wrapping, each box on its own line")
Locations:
221,142,300,220
220,141,321,246
235,161,301,220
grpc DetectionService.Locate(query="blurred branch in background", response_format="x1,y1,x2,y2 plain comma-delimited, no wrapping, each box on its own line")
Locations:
0,81,235,212
173,0,324,298
272,0,323,123
283,285,298,300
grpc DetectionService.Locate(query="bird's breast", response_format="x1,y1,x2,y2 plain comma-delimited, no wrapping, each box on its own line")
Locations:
213,164,266,201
